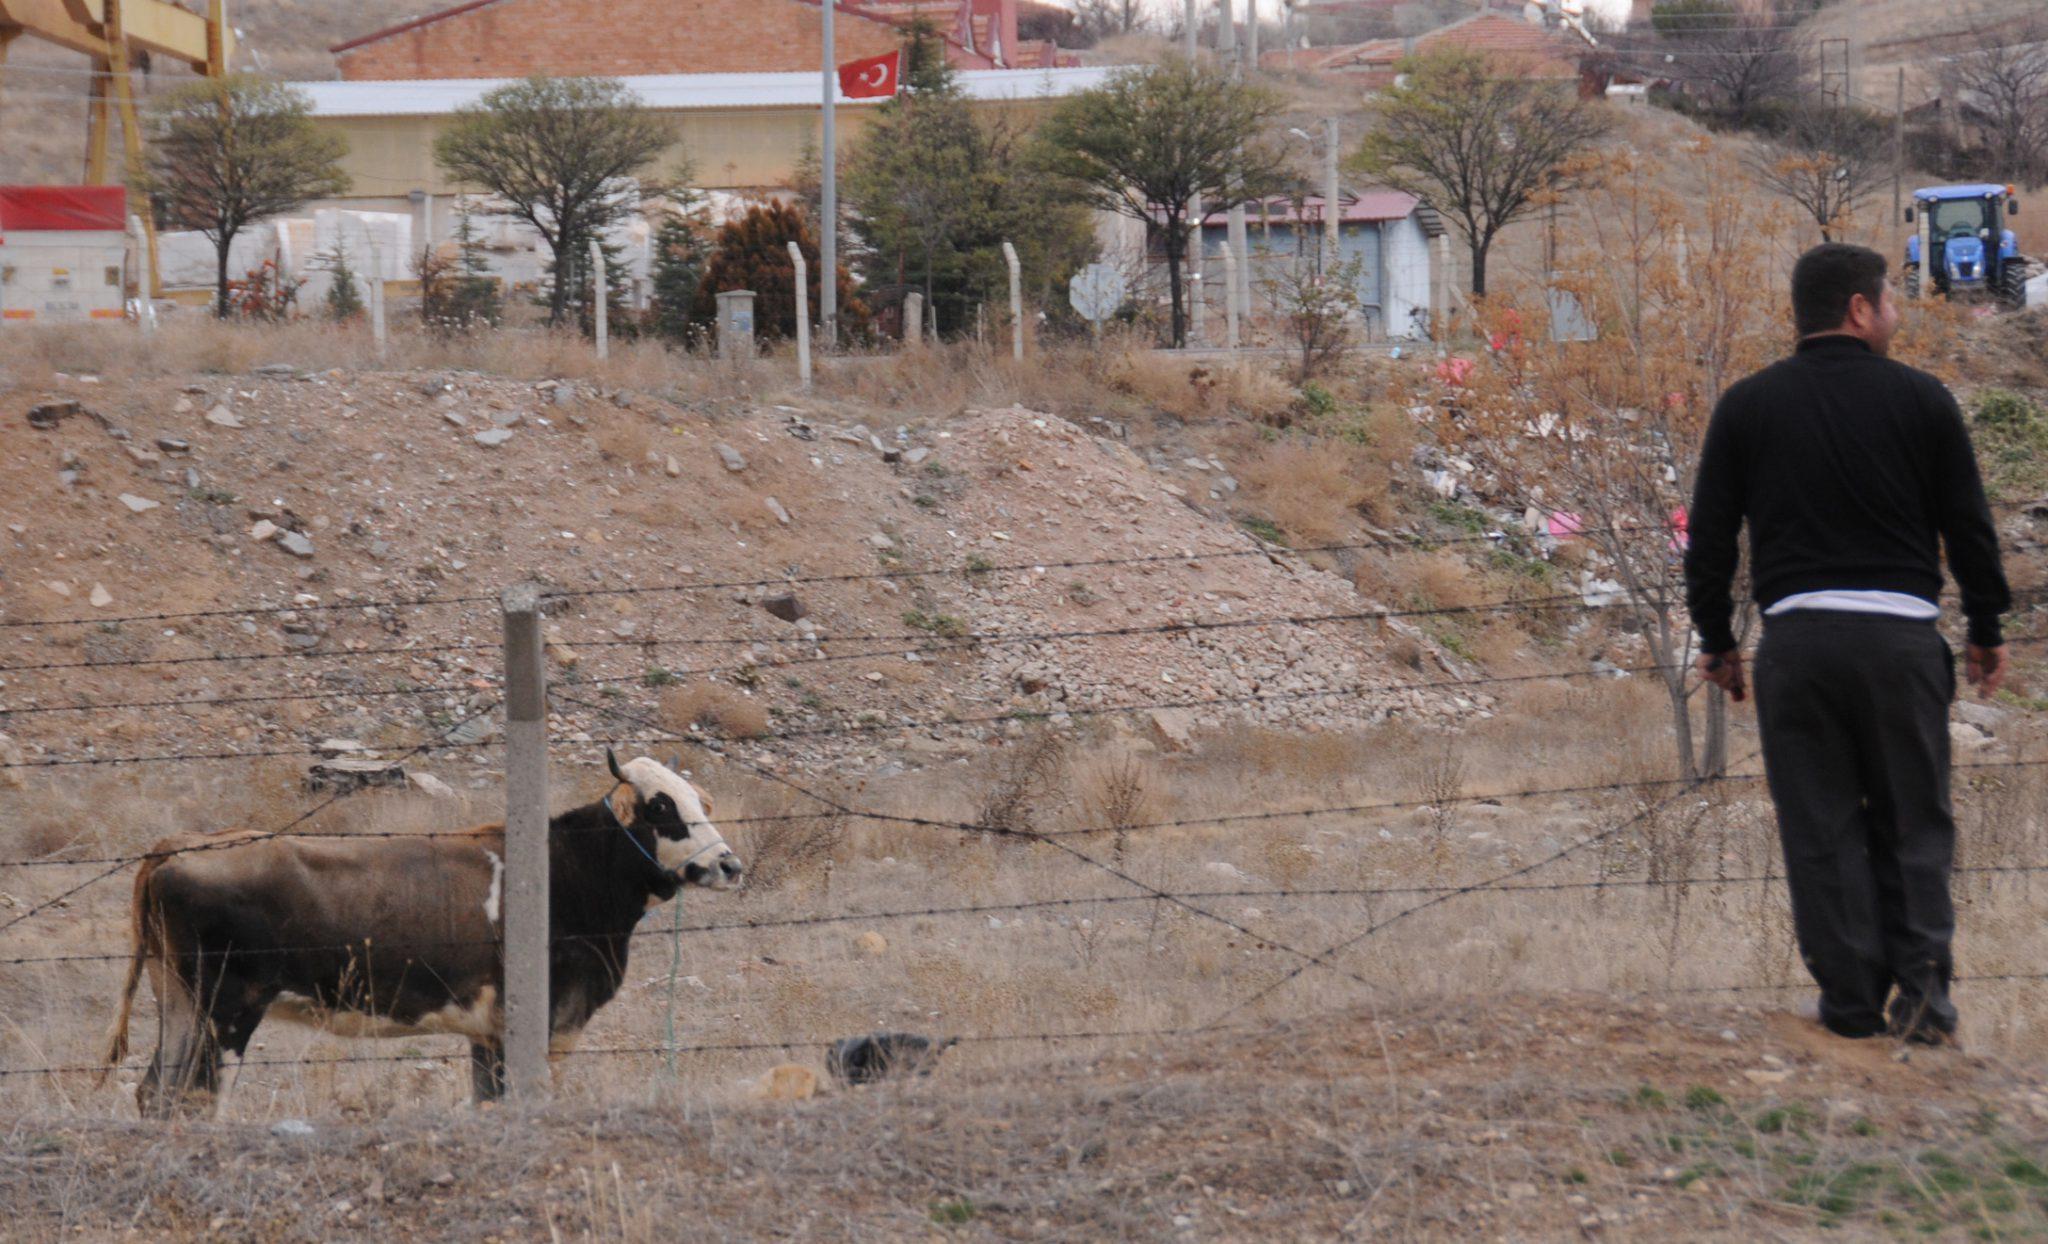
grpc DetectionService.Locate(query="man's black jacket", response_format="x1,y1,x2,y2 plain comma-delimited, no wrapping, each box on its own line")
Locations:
1684,334,2010,654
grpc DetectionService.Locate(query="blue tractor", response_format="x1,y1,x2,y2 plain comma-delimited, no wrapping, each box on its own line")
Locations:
1903,183,2034,307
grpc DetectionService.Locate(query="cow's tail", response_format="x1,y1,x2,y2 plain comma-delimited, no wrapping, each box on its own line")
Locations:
98,861,160,1084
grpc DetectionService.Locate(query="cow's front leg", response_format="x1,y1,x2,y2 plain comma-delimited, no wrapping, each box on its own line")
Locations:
468,1039,506,1103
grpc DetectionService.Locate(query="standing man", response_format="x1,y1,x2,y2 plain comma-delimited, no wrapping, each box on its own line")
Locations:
1685,243,2010,1046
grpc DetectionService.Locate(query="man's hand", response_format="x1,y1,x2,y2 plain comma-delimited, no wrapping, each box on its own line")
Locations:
1696,649,1747,703
1966,643,2008,700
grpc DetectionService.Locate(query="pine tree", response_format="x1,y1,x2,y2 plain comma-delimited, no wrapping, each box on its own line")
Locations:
651,208,709,346
690,202,865,339
323,239,365,322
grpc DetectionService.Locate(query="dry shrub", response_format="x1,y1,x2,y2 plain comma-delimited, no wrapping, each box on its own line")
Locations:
975,732,1067,835
1405,551,1490,610
1235,438,1390,545
1077,749,1162,865
728,798,843,891
586,407,655,463
658,682,769,740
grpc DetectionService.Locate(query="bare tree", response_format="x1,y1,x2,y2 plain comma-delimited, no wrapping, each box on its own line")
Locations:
1036,57,1290,347
1353,47,1610,296
1747,105,1889,242
434,76,672,327
1651,6,1804,126
138,76,349,319
1073,0,1150,41
1935,17,2048,188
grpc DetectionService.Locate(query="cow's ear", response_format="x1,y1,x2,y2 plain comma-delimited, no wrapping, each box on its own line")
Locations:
607,748,626,781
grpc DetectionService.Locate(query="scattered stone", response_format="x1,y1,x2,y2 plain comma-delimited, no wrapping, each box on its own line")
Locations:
866,532,893,549
665,455,682,478
304,758,407,794
254,363,297,377
204,404,244,429
1742,1068,1793,1086
123,443,161,466
409,772,458,799
172,397,194,414
156,437,190,455
763,496,792,525
445,715,501,747
904,447,930,465
44,581,71,598
489,410,524,429
317,739,368,756
881,447,903,464
762,593,807,623
715,442,748,472
1956,700,2007,733
26,399,84,429
1147,708,1195,753
276,531,316,558
89,584,112,609
473,428,515,448
269,1119,316,1138
249,520,280,542
551,384,574,407
441,410,468,428
755,1064,818,1102
1949,721,1990,749
853,930,888,956
118,493,161,514
827,1032,953,1087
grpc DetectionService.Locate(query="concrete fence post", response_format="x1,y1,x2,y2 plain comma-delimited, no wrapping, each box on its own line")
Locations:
127,214,156,335
501,584,550,1105
363,227,387,359
787,241,812,388
590,238,608,362
1222,242,1239,350
1001,241,1022,361
904,291,923,346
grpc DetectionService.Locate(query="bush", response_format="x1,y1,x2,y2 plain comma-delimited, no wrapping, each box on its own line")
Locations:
1972,389,2041,438
690,202,866,340
659,683,769,740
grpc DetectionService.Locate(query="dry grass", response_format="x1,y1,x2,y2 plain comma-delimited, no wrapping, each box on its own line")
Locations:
1234,437,1393,545
657,682,770,740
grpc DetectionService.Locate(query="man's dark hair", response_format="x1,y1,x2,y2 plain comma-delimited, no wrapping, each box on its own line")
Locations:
1791,243,1888,337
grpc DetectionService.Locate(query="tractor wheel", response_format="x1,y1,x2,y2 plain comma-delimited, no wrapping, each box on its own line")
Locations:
1996,258,2033,310
1903,263,1921,301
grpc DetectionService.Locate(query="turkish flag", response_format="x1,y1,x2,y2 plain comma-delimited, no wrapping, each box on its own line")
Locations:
838,50,901,99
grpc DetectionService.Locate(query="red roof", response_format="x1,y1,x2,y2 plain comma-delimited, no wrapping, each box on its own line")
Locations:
0,186,127,232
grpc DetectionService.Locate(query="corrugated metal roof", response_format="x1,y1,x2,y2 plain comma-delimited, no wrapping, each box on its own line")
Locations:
1200,191,1421,226
293,66,1122,117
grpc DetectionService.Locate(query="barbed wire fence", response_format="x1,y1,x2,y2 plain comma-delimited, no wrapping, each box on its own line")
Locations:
2,525,2046,1098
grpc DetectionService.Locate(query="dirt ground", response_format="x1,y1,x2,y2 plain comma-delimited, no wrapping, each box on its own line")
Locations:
5,994,2047,1241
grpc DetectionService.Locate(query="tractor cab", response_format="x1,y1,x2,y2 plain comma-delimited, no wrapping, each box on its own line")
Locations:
1903,184,2028,305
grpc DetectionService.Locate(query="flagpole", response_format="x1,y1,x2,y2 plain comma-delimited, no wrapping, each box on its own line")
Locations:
820,0,838,347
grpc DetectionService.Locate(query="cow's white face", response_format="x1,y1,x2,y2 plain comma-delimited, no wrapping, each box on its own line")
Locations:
617,757,744,890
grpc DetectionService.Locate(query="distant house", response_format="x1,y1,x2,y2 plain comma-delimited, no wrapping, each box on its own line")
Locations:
1195,192,1438,339
1260,10,1587,87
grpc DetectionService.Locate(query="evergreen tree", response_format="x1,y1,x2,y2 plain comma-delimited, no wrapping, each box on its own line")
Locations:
844,23,1093,338
322,238,365,322
690,202,865,339
651,208,709,346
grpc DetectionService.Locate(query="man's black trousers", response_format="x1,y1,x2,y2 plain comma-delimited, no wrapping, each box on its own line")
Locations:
1753,611,1959,1039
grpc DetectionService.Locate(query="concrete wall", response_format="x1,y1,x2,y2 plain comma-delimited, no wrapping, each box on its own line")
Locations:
338,0,901,81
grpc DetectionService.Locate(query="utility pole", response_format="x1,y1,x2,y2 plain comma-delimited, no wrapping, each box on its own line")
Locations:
1245,0,1258,69
1184,0,1199,56
1220,0,1250,331
1322,117,1340,274
1185,0,1203,343
1892,65,1905,228
820,0,838,347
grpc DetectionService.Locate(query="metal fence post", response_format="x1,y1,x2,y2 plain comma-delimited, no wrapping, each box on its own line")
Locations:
590,238,609,362
501,584,550,1104
787,241,811,388
1001,241,1022,361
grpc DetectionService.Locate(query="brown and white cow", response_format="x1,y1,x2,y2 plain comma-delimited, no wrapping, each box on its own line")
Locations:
101,751,742,1117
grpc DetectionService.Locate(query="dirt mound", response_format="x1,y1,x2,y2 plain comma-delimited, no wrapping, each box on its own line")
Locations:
0,371,1468,779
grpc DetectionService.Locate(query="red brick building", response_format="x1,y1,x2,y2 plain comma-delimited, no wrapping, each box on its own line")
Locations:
332,0,1069,81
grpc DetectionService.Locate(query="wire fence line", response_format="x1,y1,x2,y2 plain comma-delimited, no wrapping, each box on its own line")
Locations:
11,859,2048,970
